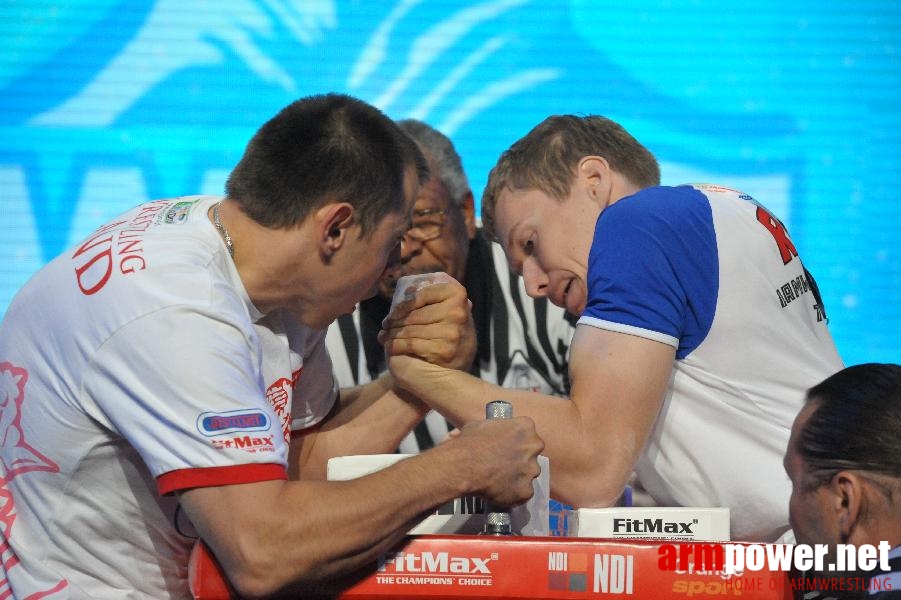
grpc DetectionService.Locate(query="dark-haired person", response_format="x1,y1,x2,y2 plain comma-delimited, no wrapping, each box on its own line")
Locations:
382,113,844,542
784,363,901,599
0,94,543,599
327,119,575,454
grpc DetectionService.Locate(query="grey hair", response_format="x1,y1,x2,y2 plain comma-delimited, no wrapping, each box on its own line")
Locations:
397,119,470,206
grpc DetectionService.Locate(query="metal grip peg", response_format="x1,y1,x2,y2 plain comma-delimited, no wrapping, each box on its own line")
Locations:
485,399,513,420
482,400,514,536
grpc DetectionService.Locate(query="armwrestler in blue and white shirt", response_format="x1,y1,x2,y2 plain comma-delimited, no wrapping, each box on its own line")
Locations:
383,114,843,542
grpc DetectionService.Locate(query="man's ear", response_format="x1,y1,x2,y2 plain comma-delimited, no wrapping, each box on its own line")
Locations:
316,202,355,258
831,471,864,543
578,155,611,201
459,190,477,240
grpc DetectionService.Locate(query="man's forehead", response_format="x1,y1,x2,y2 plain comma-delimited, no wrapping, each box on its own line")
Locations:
402,167,422,209
793,400,819,433
414,176,452,209
496,185,542,211
786,400,819,469
494,188,537,232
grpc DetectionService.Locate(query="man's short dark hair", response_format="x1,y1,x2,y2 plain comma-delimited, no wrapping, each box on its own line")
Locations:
481,115,660,239
226,93,427,236
799,363,901,488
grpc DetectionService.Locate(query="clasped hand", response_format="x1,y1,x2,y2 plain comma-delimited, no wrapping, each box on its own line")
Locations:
378,277,476,379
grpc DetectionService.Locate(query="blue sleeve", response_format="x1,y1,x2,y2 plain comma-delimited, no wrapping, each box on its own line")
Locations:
579,186,718,359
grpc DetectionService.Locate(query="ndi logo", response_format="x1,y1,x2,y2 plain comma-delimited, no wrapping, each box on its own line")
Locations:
595,553,634,595
547,551,634,594
197,408,271,436
547,551,588,592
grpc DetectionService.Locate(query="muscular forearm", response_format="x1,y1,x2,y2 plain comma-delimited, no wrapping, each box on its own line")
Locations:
394,358,647,507
296,373,430,480
182,451,467,597
181,418,541,598
390,360,629,507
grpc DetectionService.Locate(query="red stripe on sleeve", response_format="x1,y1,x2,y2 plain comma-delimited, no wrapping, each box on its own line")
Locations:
157,463,287,495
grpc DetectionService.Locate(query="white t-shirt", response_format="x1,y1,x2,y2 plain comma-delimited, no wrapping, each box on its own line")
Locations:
578,184,844,542
0,196,336,598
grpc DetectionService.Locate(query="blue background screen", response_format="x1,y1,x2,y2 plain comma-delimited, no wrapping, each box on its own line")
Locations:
1,0,898,364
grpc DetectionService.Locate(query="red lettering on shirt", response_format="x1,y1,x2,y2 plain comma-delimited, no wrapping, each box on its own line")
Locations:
756,206,798,265
71,200,171,295
71,221,126,295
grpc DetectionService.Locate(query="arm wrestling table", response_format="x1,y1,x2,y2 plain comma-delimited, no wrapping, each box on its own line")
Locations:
189,534,793,599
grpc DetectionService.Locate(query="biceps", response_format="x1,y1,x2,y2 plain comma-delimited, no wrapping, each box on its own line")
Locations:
569,325,676,439
288,390,347,480
179,480,284,545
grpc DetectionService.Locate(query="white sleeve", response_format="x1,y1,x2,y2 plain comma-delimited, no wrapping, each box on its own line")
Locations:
82,306,288,483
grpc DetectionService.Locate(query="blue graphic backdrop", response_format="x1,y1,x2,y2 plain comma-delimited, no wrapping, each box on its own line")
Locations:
1,0,899,365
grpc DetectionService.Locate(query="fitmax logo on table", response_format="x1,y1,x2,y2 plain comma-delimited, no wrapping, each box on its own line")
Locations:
613,517,697,535
375,551,497,587
378,551,494,575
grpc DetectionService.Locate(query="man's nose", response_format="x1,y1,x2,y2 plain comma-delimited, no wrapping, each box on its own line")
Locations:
400,234,424,260
521,259,548,299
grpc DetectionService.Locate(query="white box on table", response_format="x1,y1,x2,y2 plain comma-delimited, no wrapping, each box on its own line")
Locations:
327,453,550,536
567,506,730,541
